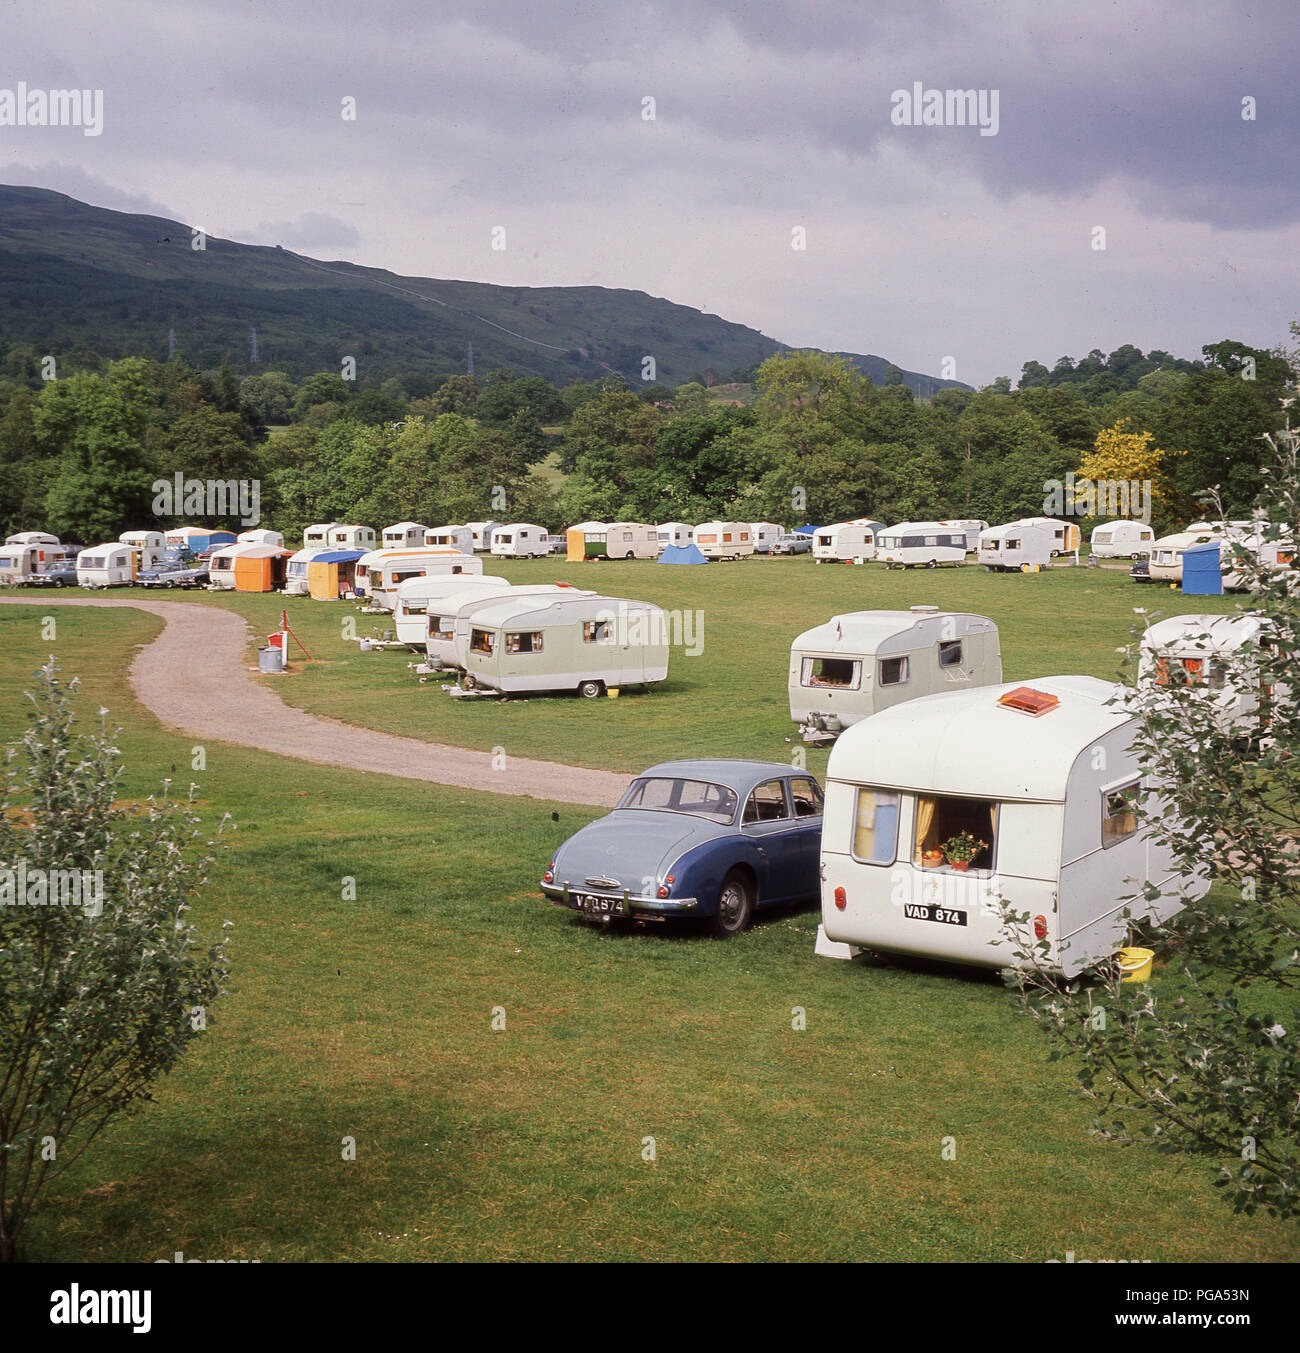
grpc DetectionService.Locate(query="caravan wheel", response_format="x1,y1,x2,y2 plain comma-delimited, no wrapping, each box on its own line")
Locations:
577,680,604,699
925,559,937,569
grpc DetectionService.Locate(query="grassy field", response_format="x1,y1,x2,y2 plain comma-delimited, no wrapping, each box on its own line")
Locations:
1,565,1294,1263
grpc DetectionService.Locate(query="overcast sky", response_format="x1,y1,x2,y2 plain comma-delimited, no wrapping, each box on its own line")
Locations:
4,0,1297,386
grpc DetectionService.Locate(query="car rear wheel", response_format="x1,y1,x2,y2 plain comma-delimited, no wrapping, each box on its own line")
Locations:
711,869,753,937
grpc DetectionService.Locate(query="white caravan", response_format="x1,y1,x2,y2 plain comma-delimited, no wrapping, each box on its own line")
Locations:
1089,519,1155,559
5,531,60,548
490,524,551,558
391,573,509,649
936,520,989,551
750,522,785,554
119,531,165,569
458,593,670,698
1221,534,1295,591
789,609,1002,743
424,524,474,553
1138,614,1286,735
237,528,285,549
327,524,377,550
465,521,502,552
284,547,328,595
600,522,659,559
76,543,139,588
978,519,1081,571
815,675,1208,978
428,584,597,669
354,548,483,609
1148,526,1223,584
656,522,694,552
813,520,887,563
382,522,427,550
876,523,968,569
303,522,340,549
693,522,754,560
0,534,75,584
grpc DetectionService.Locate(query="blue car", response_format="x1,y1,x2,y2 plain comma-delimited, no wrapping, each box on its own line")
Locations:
542,759,824,936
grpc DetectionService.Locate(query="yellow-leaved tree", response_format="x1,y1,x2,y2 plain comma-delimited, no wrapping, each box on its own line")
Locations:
1074,418,1178,528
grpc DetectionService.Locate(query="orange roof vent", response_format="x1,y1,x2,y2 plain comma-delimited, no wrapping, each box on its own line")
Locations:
998,686,1060,716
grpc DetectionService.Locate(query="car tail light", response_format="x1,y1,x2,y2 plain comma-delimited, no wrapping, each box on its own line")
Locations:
1033,915,1048,940
543,860,555,884
834,886,847,911
657,885,669,898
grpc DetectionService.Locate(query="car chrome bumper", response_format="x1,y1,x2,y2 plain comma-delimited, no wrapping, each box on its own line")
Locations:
541,882,699,915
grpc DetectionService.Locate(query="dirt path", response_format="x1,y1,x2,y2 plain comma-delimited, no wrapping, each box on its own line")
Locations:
0,596,627,808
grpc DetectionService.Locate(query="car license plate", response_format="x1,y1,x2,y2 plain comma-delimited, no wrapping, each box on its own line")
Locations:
903,902,967,926
577,893,625,917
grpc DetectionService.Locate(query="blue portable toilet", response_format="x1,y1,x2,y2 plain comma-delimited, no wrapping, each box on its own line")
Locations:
658,543,707,565
1182,542,1223,595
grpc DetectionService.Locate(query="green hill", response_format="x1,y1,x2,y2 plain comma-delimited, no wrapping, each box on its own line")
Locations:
0,184,967,394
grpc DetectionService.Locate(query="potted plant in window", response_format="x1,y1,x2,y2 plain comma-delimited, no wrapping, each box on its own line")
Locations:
941,830,987,872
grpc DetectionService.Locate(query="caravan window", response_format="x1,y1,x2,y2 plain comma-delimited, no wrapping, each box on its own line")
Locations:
470,628,495,655
879,656,909,686
852,789,900,865
743,780,790,824
802,657,861,690
938,641,963,668
1005,537,1021,550
392,568,426,585
81,556,104,569
505,631,543,654
1102,783,1140,848
582,619,612,643
429,615,454,641
789,778,824,818
400,599,427,617
913,794,997,871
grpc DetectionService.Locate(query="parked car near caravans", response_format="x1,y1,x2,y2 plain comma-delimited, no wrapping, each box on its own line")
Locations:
773,533,813,555
815,676,1208,977
541,759,824,935
789,608,1002,743
875,523,967,568
455,593,668,698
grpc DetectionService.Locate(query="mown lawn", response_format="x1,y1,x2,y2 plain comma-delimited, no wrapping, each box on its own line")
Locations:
21,554,1244,784
0,599,1293,1262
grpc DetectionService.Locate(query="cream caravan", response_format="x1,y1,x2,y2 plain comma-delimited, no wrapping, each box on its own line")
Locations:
936,520,988,551
76,543,139,588
327,524,377,551
1089,520,1154,559
424,524,474,553
354,548,482,609
813,521,887,563
237,528,285,549
284,547,328,595
656,522,694,551
119,530,165,566
465,522,502,552
600,523,659,560
303,523,340,549
1148,526,1222,584
1138,614,1286,736
750,522,785,554
382,522,427,550
428,583,596,669
391,573,509,649
490,524,551,559
815,676,1207,978
875,523,968,568
789,609,1002,743
978,519,1081,570
456,594,669,698
693,522,754,560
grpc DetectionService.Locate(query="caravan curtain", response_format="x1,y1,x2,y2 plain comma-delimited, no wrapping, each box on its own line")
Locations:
914,796,936,857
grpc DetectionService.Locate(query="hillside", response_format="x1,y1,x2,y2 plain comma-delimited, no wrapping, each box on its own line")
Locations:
0,185,965,394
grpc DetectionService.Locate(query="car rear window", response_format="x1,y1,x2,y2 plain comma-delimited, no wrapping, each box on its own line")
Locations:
618,777,739,823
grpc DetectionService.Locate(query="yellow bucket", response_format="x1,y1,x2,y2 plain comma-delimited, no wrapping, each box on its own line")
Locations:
1118,947,1154,982
607,687,620,699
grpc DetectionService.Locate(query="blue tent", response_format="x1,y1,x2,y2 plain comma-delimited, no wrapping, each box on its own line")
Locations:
658,543,708,565
1182,542,1223,595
